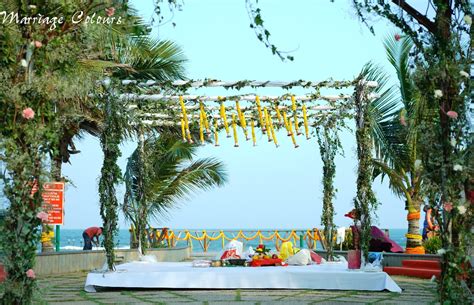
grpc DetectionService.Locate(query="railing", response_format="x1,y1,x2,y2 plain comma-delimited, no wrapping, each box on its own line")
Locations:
133,228,328,252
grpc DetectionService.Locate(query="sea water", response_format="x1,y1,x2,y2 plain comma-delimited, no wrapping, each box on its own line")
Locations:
54,228,408,252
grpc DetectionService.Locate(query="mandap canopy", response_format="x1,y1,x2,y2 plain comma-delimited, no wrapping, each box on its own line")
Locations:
109,76,379,263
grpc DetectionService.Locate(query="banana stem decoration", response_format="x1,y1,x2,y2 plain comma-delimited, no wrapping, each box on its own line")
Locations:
264,107,272,142
179,96,192,142
219,99,230,138
236,101,248,140
282,111,292,136
232,114,239,147
251,119,256,146
200,102,210,136
288,118,299,148
256,96,266,133
213,118,219,146
291,96,301,135
302,104,310,140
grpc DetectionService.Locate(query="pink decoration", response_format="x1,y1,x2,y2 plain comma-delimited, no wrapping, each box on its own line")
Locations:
34,41,42,48
36,211,49,222
26,269,35,279
443,202,453,212
446,111,458,119
400,115,407,126
348,250,361,269
105,7,115,17
22,107,35,120
394,34,401,41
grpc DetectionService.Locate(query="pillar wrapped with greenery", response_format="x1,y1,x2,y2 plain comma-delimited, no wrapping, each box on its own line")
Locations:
353,80,378,262
316,117,344,261
98,91,126,270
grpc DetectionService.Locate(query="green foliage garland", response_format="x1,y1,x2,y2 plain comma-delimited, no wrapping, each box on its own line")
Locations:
353,80,378,262
316,119,343,261
98,91,126,270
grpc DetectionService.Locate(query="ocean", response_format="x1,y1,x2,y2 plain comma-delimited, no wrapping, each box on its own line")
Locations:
55,228,409,252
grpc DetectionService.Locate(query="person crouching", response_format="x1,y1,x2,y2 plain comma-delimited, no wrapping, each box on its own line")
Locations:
82,226,103,250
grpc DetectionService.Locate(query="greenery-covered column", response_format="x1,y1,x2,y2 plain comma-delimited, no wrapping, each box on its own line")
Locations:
98,91,123,270
316,119,342,261
353,80,378,263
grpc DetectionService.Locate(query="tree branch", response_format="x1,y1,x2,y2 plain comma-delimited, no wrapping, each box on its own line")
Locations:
391,0,436,33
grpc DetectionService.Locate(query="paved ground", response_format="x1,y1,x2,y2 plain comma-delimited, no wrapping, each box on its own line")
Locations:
0,272,437,304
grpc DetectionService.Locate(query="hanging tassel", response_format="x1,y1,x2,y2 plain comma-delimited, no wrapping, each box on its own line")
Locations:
288,118,299,148
179,96,192,142
264,108,272,142
256,96,266,133
199,109,205,145
180,118,186,141
219,100,230,137
232,114,239,147
236,101,249,140
291,96,301,135
282,111,291,136
213,118,219,146
268,114,279,147
251,119,256,146
275,104,283,125
302,104,310,140
200,102,210,136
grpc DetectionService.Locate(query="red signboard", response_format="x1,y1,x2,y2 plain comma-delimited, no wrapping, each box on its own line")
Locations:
31,182,64,225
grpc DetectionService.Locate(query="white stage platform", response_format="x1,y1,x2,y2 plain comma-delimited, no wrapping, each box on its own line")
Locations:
84,261,402,293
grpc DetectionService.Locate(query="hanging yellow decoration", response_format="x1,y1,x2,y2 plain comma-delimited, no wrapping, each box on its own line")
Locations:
268,114,279,147
213,118,219,146
180,118,186,141
251,119,256,146
302,104,310,139
255,96,266,133
288,118,299,148
236,101,248,140
200,102,210,136
199,109,205,144
219,100,230,137
179,96,192,142
282,111,291,136
291,96,301,135
264,107,272,142
275,104,283,124
232,114,239,147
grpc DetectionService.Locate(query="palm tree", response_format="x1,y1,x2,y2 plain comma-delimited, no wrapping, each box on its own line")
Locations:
368,35,426,252
123,133,227,255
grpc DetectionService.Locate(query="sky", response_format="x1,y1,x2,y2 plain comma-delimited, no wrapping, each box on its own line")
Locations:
55,0,411,230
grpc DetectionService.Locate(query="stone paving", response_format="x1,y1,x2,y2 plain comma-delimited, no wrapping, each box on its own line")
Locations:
0,272,437,304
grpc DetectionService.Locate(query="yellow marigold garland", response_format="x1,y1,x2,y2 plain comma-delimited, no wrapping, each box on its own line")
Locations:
291,96,301,135
232,114,239,147
219,99,230,137
302,104,310,139
264,107,272,142
255,96,266,132
213,119,219,146
251,119,256,146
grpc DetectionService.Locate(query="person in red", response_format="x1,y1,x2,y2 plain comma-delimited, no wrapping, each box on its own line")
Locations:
83,227,103,250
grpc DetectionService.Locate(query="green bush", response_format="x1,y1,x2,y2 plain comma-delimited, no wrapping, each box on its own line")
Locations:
423,236,442,254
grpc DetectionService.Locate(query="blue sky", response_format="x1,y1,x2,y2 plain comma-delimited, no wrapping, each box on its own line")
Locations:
59,0,411,230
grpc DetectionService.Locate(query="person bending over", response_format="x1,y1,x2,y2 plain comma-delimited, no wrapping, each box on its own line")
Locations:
82,226,103,250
